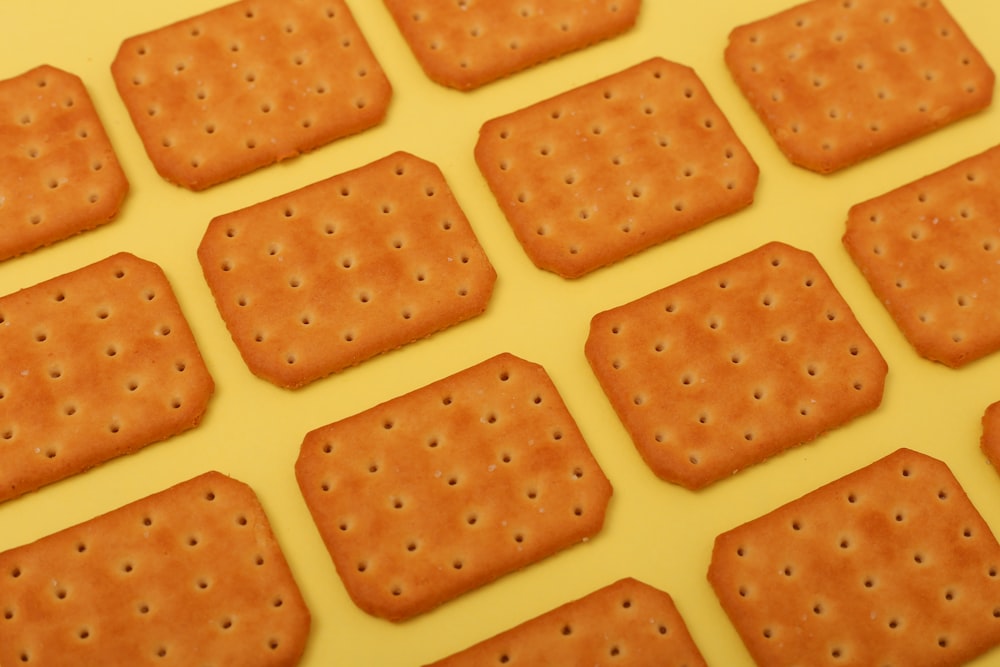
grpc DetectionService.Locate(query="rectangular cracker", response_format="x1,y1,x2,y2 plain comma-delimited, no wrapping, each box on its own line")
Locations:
585,241,887,490
0,253,214,502
844,144,1000,367
382,0,641,90
708,448,1000,667
198,151,496,389
294,353,613,621
424,577,707,666
111,0,392,190
0,65,129,261
725,0,995,173
0,471,310,666
475,57,759,279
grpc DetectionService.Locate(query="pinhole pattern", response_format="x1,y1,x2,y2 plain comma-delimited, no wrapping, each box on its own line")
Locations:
383,0,641,90
198,152,496,389
425,578,707,666
0,65,128,261
585,241,887,490
0,253,214,503
709,448,1000,667
294,353,612,621
111,0,392,190
0,472,310,666
725,0,994,173
844,144,1000,367
475,57,759,278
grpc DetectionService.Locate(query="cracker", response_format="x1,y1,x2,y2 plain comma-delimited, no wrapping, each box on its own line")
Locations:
424,577,706,666
294,353,613,621
0,65,129,261
980,401,1000,475
0,471,310,666
844,144,1000,367
708,447,1000,667
111,0,392,190
585,241,887,490
198,151,496,389
382,0,641,91
0,253,214,502
725,0,995,173
475,57,759,279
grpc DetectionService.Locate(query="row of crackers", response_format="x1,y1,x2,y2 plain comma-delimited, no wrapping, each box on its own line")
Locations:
3,0,1000,665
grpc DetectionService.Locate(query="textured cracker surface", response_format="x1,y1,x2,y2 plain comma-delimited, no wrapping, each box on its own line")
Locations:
111,0,392,190
844,144,1000,367
725,0,994,173
585,241,887,489
0,471,310,667
198,151,496,389
425,577,706,666
981,401,1000,475
0,253,214,503
0,65,128,261
708,448,1000,667
383,0,641,90
295,353,612,621
475,57,759,279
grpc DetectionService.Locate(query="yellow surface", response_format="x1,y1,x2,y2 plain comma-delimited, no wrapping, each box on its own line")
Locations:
3,1,1000,665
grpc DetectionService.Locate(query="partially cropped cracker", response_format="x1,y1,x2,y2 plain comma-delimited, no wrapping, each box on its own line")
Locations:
980,401,1000,475
709,448,1000,667
585,241,887,490
383,0,641,90
295,353,612,621
0,65,128,261
424,577,706,666
0,253,214,502
475,57,759,279
725,0,995,173
111,0,392,190
844,144,1000,367
0,471,310,666
198,151,496,389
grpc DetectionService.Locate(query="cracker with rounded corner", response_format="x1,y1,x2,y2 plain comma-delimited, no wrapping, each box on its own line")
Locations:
475,56,759,279
844,144,1000,367
0,65,128,261
111,0,392,190
0,253,214,503
980,401,1000,474
295,353,613,622
708,448,1000,667
585,241,887,490
0,471,310,666
725,0,994,173
382,0,641,90
198,151,496,389
424,577,706,666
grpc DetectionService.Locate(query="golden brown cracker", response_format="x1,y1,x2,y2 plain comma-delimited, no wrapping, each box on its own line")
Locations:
295,353,612,621
111,0,392,190
709,448,1000,667
424,577,706,666
0,65,128,261
0,253,214,502
383,0,641,90
980,401,1000,474
585,241,887,489
0,471,310,666
725,0,994,173
475,57,759,279
844,144,1000,367
198,151,496,389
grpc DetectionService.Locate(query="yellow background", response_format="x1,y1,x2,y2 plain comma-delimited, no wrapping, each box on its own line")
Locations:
2,1,1000,665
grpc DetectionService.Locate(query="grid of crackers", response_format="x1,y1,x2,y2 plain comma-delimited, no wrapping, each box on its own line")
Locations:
3,1,1000,665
